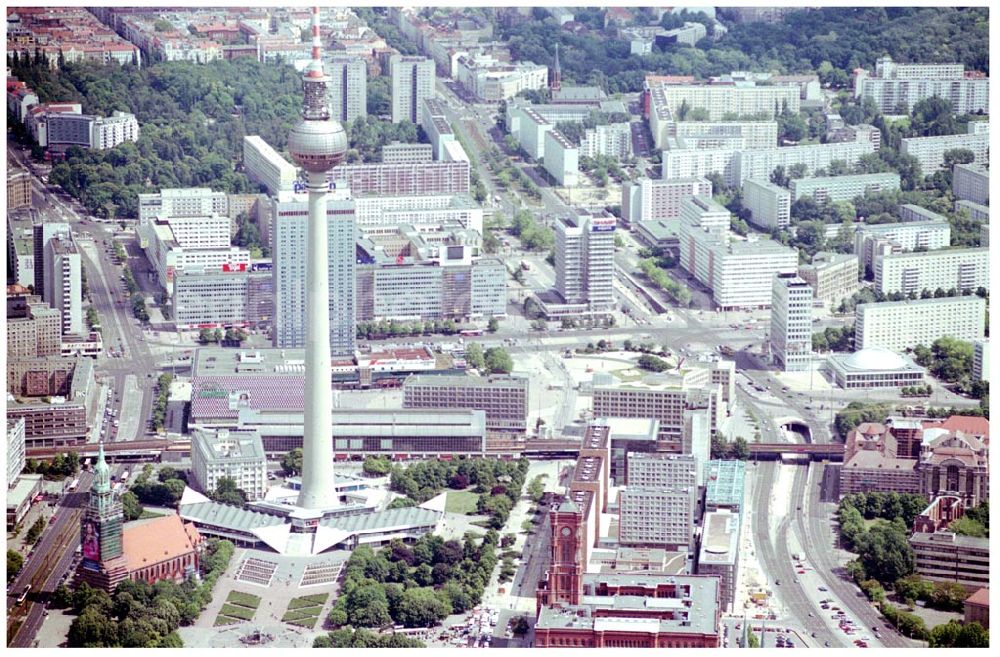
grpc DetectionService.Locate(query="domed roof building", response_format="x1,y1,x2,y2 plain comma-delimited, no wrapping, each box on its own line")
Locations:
827,346,925,389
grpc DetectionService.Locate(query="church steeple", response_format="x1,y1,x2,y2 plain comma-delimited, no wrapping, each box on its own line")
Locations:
550,44,561,92
93,441,111,494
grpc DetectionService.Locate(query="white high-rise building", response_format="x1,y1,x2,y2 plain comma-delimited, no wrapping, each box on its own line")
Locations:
43,234,82,336
854,218,951,274
973,339,989,382
952,163,989,205
900,132,989,176
619,452,698,550
243,135,298,196
544,130,578,187
855,296,986,353
679,226,798,310
790,172,901,204
191,428,268,502
32,222,71,300
390,55,435,124
743,178,791,230
555,210,616,309
770,273,813,371
655,83,800,121
621,177,712,227
7,418,26,488
874,247,989,296
580,122,633,159
679,196,731,234
138,188,228,224
735,139,876,185
272,188,356,356
854,56,989,114
327,55,367,124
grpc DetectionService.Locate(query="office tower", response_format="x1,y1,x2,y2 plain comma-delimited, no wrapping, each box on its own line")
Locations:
284,7,348,510
390,55,435,124
555,211,616,309
327,55,367,124
271,191,356,354
44,233,82,336
32,222,71,299
770,273,813,372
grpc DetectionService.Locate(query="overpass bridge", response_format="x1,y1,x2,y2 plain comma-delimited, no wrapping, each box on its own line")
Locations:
748,442,844,461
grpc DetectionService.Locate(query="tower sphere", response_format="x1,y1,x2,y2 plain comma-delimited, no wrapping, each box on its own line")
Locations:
288,118,348,173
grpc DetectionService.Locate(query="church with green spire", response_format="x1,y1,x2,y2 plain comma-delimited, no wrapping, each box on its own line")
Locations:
77,442,129,592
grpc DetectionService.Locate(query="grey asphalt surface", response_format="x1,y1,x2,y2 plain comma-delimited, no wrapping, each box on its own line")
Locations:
7,471,95,648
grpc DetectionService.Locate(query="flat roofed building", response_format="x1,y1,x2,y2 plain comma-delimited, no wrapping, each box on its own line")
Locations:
234,407,487,457
43,234,82,336
697,509,740,614
704,460,746,513
854,56,988,114
854,217,951,274
735,140,876,186
6,398,87,449
172,267,274,330
593,378,721,449
798,252,859,304
7,169,32,210
909,531,988,590
790,172,900,204
620,453,698,550
900,132,988,176
828,347,925,390
655,83,800,122
544,130,579,187
973,339,989,382
191,428,267,501
271,187,356,356
7,299,62,359
743,178,791,230
420,98,454,160
381,142,432,164
403,374,528,433
874,247,989,296
621,177,712,228
678,227,798,310
555,210,616,310
580,122,633,160
952,163,989,205
661,148,740,188
956,199,989,223
243,135,298,196
855,296,986,352
7,418,26,489
328,160,470,196
326,55,367,124
390,55,434,124
770,273,813,372
138,187,229,224
7,474,43,529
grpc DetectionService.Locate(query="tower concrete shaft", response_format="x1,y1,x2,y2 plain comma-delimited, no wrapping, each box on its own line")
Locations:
297,170,336,509
287,6,347,510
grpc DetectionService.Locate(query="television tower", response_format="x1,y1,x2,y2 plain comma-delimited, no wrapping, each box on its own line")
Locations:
286,6,347,510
